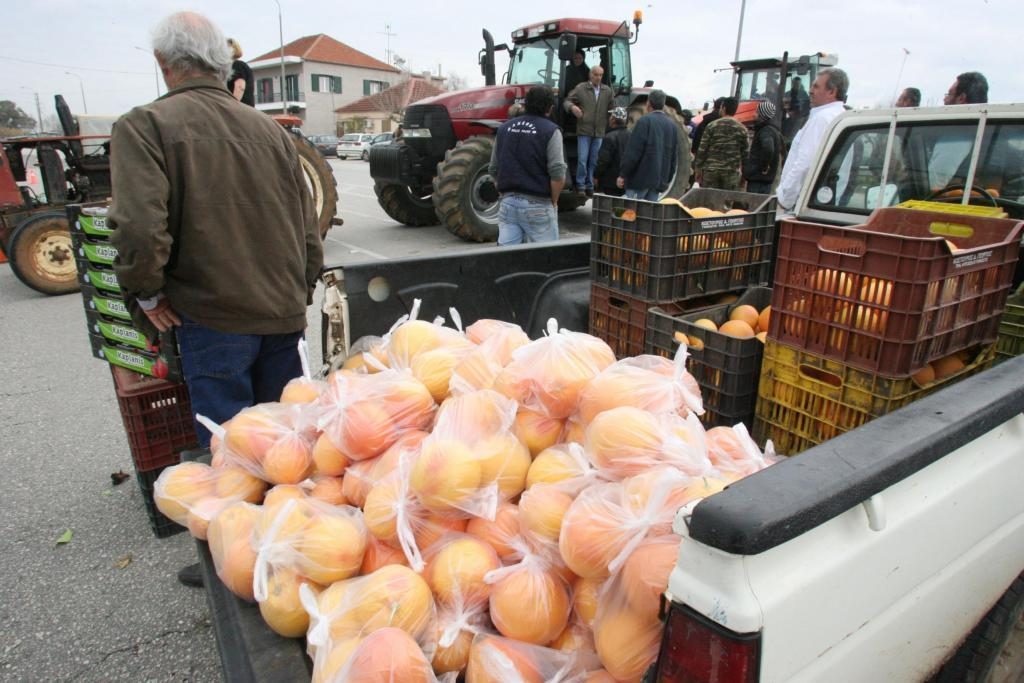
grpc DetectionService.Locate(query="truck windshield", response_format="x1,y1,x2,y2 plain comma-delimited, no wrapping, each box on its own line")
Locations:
509,40,560,88
808,120,1024,215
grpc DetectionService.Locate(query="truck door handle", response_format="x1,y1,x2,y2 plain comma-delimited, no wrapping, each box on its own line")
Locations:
862,495,886,531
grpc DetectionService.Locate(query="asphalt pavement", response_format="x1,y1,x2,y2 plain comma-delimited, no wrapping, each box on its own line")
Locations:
0,158,594,681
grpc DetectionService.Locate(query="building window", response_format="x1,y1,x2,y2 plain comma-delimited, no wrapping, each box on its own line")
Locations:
257,78,274,103
363,80,389,96
311,74,342,94
285,74,299,101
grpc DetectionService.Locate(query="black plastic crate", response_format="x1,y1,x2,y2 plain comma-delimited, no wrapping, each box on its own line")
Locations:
136,466,186,539
590,188,777,303
589,283,726,358
646,287,773,429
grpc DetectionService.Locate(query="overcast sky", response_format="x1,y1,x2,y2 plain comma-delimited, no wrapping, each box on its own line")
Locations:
3,0,1021,124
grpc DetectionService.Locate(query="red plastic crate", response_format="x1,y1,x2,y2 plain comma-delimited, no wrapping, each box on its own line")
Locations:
768,208,1022,377
111,367,198,472
589,284,725,358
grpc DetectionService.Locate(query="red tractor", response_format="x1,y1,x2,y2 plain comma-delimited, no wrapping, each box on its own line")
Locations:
370,14,691,242
729,51,838,143
0,97,339,295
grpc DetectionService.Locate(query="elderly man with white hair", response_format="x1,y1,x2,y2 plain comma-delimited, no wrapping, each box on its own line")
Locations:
108,11,323,587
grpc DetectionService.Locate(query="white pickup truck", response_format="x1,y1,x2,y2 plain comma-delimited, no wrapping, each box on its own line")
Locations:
193,104,1024,683
653,103,1024,682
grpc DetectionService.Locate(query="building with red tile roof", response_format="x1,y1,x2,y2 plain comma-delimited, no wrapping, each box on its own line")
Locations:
335,75,447,134
249,34,402,135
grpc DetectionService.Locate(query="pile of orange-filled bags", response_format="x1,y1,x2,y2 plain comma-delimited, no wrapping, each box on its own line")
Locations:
154,305,776,682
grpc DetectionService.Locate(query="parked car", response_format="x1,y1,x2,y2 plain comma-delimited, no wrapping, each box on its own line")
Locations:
362,132,395,162
307,134,339,157
336,133,375,160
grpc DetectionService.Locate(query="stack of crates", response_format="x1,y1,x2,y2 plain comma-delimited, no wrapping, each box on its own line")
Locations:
68,203,197,537
996,283,1024,361
646,286,772,429
589,187,777,357
754,207,1023,455
69,203,183,382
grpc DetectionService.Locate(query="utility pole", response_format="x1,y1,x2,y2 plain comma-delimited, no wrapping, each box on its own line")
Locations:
730,0,747,95
891,48,910,106
34,92,43,134
275,0,288,113
65,71,88,114
379,24,397,66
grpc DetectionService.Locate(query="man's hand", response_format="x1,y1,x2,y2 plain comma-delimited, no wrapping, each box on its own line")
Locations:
571,105,583,119
144,298,182,333
616,176,625,189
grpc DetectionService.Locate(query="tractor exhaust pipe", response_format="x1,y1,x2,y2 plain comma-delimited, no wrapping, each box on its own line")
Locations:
481,29,497,86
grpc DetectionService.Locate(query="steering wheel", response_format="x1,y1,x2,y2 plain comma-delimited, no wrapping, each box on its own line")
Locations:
927,182,999,206
536,68,555,85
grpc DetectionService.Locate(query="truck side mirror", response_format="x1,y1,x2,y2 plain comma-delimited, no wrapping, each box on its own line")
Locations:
558,33,577,62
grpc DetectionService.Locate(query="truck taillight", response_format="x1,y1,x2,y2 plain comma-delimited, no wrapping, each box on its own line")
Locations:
654,601,760,683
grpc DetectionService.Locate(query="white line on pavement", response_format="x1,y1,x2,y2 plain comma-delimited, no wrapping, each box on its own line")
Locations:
325,235,389,260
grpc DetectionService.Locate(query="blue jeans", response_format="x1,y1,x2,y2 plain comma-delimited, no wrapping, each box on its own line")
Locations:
176,316,304,447
625,188,661,201
497,194,558,246
576,135,603,191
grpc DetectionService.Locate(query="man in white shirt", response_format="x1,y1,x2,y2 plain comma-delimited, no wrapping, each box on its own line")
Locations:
776,68,850,213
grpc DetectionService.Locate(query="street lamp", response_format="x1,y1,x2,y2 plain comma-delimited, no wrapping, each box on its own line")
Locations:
730,0,747,95
274,0,288,113
65,71,87,114
134,46,161,98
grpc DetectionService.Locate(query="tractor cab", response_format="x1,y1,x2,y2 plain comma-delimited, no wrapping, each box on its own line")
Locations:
731,52,838,142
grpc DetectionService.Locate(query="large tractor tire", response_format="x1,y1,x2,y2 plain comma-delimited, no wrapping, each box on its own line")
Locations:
291,132,339,239
433,136,500,243
374,181,440,227
8,212,79,296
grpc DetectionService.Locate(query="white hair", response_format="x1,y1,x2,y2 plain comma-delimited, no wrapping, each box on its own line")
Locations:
151,12,232,81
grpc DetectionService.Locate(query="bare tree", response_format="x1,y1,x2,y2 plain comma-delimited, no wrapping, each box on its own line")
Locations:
446,72,467,92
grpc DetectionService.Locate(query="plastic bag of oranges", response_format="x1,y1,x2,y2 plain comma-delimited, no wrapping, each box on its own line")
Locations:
576,347,704,425
705,422,778,477
493,319,616,419
465,633,601,683
219,402,319,485
153,460,267,539
251,495,368,637
591,564,667,682
450,320,531,396
206,500,262,601
319,626,442,683
279,338,327,404
315,368,436,463
584,407,712,480
558,467,695,580
483,542,573,646
301,564,437,680
410,390,528,518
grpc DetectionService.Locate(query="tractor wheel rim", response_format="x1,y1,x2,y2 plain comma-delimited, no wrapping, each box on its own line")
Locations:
470,168,500,220
34,231,76,279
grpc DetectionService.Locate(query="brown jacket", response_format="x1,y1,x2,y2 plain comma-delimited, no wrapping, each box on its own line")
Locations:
109,76,323,336
564,81,615,137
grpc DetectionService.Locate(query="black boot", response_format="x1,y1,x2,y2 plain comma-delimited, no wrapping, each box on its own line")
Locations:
177,562,203,588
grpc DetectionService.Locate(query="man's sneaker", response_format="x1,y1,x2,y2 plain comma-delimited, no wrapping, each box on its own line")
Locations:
177,562,204,588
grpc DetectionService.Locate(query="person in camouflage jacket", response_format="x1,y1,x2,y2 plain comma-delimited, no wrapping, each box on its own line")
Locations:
694,97,750,190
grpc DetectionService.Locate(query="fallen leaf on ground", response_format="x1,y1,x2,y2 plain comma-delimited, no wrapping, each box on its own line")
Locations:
114,554,133,569
56,529,73,545
110,471,130,485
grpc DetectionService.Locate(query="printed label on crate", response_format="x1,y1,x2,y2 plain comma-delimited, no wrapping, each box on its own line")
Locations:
82,242,118,265
89,294,131,320
102,346,164,377
77,215,113,236
86,268,120,293
952,250,993,269
699,217,748,230
95,320,147,349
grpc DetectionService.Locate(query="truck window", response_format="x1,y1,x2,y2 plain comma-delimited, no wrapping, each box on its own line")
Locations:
808,119,1024,216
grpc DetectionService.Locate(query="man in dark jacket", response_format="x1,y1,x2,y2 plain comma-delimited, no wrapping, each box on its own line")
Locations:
564,50,589,94
743,100,784,194
488,86,567,245
594,107,630,196
617,90,679,200
565,66,615,199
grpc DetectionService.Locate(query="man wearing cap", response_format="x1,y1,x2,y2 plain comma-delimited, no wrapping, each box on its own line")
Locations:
565,65,615,200
694,97,749,191
743,100,784,194
594,107,631,197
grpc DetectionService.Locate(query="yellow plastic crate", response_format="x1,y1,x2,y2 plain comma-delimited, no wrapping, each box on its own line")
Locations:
754,340,996,455
898,199,1007,218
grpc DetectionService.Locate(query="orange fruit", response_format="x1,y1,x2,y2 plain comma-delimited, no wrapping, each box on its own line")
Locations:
729,305,760,329
718,319,755,339
911,365,936,387
693,318,718,332
932,355,965,380
757,306,771,333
